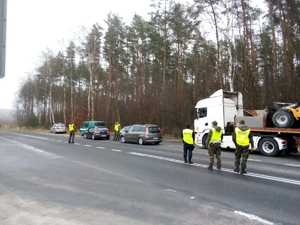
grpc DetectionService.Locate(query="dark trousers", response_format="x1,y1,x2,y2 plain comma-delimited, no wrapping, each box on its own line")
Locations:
114,132,120,141
183,144,194,163
208,143,221,169
68,132,75,143
235,145,249,172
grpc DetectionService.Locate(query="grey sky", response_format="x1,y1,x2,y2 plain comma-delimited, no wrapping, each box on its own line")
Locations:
0,0,263,109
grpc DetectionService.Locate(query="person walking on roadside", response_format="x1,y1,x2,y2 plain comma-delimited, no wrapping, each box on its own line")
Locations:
113,121,121,141
68,121,76,144
206,121,223,170
181,124,195,164
232,120,254,174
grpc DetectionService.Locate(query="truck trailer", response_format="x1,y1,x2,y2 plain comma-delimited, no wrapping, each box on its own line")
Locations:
194,89,300,156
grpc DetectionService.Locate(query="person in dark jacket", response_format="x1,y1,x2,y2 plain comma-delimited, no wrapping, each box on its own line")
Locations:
181,124,195,164
232,120,254,174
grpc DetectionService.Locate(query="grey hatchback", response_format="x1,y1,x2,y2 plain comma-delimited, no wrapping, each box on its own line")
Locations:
120,124,162,145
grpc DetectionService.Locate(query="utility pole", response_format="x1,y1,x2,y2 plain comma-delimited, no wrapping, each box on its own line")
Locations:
0,0,7,78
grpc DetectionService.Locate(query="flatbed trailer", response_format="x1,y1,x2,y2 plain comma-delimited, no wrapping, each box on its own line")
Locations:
194,89,300,156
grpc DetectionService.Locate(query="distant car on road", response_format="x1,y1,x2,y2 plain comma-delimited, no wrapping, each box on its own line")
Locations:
50,123,67,134
80,120,110,140
120,124,161,145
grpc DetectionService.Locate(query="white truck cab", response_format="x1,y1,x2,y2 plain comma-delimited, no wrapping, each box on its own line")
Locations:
194,89,287,156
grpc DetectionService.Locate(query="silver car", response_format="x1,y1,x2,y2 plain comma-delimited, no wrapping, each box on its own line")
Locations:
50,123,67,134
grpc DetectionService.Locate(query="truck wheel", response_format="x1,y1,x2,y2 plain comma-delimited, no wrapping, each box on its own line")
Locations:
272,110,294,128
258,137,280,156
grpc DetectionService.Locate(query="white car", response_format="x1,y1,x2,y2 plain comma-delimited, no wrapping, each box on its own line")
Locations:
50,123,67,134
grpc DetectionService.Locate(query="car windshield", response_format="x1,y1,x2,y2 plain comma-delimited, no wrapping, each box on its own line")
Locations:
95,122,105,127
148,126,160,133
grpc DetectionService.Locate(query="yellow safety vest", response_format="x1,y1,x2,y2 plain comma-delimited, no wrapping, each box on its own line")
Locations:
235,127,250,146
69,124,75,132
182,129,194,145
114,123,121,132
209,128,222,144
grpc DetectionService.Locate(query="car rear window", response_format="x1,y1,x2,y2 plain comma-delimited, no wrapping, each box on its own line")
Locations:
148,126,160,133
95,122,105,127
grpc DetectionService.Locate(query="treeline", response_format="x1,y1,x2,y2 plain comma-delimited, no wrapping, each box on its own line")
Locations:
16,0,300,135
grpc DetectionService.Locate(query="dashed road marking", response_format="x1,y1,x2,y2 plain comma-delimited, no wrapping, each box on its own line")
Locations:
112,149,122,152
164,189,177,193
234,211,274,225
189,196,195,200
84,145,92,147
128,152,300,186
284,163,300,168
74,143,80,146
96,146,105,149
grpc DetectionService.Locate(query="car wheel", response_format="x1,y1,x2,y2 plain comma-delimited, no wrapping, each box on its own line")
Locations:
138,137,144,145
120,136,126,143
272,110,295,128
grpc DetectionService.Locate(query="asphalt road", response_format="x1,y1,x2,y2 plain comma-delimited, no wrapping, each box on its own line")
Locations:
0,131,300,225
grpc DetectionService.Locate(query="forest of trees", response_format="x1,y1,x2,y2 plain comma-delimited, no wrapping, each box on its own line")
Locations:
16,0,300,135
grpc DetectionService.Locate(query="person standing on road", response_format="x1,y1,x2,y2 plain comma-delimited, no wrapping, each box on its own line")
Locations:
181,125,195,164
68,121,76,144
206,121,223,170
113,121,121,141
232,120,254,174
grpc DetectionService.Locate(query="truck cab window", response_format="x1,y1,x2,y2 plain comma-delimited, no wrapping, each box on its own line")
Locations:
197,108,207,118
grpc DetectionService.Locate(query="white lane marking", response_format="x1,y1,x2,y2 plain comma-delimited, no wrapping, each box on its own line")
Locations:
284,163,300,168
189,196,195,200
111,149,122,152
14,133,49,141
248,159,262,162
0,137,62,160
164,189,177,193
128,152,300,186
234,211,274,225
84,145,92,147
74,143,80,146
129,152,207,168
96,146,105,149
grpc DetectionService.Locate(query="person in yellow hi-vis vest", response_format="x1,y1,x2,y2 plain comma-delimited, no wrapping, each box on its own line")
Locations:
232,120,254,174
181,124,195,164
113,121,121,141
68,122,76,144
206,121,223,170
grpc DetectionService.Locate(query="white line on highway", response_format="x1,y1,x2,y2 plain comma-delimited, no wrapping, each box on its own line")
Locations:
111,149,122,152
248,159,262,162
14,133,50,141
0,137,62,160
84,145,92,147
96,146,105,149
128,152,300,186
164,189,177,193
74,143,80,146
234,211,274,225
284,163,300,168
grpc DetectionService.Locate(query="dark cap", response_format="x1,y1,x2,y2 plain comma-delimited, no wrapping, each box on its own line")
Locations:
239,120,245,125
212,121,218,126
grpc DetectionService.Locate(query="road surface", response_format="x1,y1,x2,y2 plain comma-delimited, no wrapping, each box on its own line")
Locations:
0,130,300,225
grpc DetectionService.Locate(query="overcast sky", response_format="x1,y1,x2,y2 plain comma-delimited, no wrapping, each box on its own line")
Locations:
0,0,263,110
